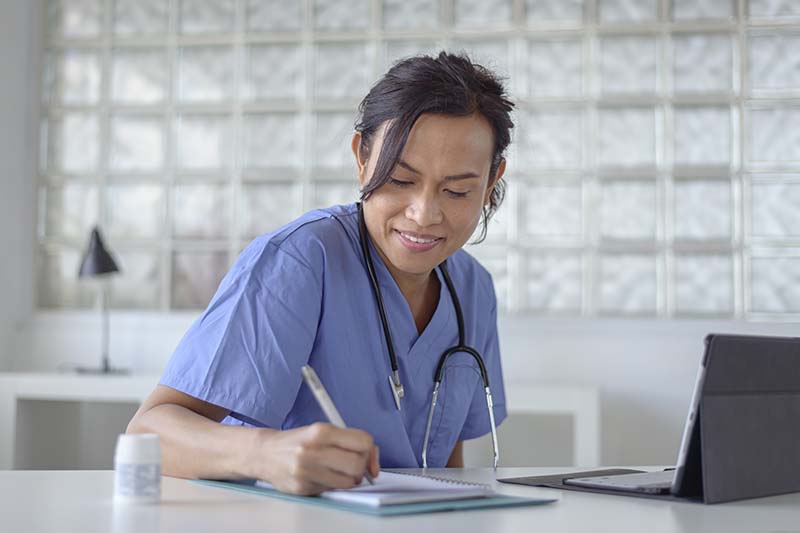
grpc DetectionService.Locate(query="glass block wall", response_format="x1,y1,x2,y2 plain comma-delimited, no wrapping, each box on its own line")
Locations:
38,0,800,319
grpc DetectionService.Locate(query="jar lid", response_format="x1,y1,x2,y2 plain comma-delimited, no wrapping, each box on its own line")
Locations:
115,433,161,464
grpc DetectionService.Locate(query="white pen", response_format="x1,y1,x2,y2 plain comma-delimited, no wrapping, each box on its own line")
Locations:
300,365,375,485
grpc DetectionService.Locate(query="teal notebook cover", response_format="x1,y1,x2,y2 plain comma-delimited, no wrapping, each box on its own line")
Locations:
191,478,557,517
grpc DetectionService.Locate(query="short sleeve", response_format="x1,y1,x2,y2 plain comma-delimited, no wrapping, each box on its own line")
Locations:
458,298,507,441
159,239,322,428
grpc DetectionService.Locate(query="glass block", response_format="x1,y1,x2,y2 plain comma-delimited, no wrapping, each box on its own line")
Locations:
310,181,360,209
173,184,230,239
454,0,512,29
106,184,164,240
749,0,800,19
449,40,511,79
109,250,160,309
177,46,235,103
175,114,233,170
748,107,800,165
748,33,800,92
673,180,732,240
46,112,100,173
314,43,370,102
599,36,657,94
179,0,236,34
41,183,98,241
38,247,93,308
384,40,440,71
242,113,303,171
750,255,800,313
598,0,658,22
525,0,584,24
49,49,100,105
312,112,357,171
467,246,509,309
111,49,168,105
526,39,583,97
674,254,734,314
600,181,657,241
518,109,583,169
246,0,303,31
673,0,734,20
598,254,658,314
313,0,371,31
597,107,656,167
520,182,582,238
673,34,733,93
243,44,304,102
673,107,731,166
48,0,103,38
525,252,582,312
171,251,229,309
383,0,439,30
109,115,165,172
240,183,300,238
113,0,169,36
751,182,800,238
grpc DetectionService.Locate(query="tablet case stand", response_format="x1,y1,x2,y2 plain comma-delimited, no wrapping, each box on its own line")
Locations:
500,334,800,505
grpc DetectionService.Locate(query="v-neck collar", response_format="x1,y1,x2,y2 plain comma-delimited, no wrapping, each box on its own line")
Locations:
364,235,453,366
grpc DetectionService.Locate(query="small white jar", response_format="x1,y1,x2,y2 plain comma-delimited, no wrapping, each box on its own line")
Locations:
114,433,161,504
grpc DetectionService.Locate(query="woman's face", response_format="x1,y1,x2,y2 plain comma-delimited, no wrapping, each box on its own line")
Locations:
352,113,505,282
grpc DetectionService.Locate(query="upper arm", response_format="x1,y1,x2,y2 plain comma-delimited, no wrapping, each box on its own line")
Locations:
133,384,230,424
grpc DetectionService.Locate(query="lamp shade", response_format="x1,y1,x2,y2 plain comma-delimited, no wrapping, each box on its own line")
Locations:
78,226,121,278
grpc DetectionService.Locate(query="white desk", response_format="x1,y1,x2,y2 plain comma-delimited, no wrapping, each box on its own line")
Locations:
0,373,159,469
2,468,799,532
0,373,599,469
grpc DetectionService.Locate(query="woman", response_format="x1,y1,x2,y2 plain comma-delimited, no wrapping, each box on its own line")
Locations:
127,51,514,496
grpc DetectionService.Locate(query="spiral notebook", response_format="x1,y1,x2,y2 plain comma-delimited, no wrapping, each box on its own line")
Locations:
193,471,557,516
292,471,492,507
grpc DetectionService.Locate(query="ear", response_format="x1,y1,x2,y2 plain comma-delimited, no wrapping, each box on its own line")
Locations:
351,132,369,187
483,157,506,206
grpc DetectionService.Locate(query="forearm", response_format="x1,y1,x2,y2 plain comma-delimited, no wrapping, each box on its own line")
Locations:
127,403,270,480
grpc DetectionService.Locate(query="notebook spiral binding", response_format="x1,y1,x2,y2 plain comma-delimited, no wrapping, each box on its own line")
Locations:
389,470,492,489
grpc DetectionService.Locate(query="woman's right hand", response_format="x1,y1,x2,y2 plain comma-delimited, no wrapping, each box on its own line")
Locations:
251,422,380,495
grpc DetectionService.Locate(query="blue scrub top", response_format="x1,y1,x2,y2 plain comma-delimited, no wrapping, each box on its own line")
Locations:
160,203,507,468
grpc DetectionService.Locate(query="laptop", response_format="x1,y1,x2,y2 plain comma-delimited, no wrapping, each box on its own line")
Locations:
562,333,722,497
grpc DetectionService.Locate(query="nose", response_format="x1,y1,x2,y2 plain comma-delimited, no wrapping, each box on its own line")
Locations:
405,193,443,227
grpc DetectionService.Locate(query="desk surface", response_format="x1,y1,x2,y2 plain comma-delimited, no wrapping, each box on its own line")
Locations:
2,468,799,532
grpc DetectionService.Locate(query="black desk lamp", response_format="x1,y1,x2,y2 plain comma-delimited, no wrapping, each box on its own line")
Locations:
77,226,128,374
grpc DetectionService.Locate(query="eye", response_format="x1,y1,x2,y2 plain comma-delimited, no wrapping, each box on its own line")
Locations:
389,177,413,188
445,189,470,199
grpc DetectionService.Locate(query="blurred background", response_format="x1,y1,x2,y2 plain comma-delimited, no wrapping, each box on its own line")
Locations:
0,0,798,471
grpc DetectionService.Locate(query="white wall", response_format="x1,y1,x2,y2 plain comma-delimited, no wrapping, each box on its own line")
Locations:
0,0,39,371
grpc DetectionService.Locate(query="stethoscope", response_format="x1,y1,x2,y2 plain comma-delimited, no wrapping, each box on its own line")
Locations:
357,202,499,469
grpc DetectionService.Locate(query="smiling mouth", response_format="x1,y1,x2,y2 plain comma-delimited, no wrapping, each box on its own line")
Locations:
398,231,441,244
395,230,443,251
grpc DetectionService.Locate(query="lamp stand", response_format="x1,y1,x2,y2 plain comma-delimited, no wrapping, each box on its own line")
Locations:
76,284,129,375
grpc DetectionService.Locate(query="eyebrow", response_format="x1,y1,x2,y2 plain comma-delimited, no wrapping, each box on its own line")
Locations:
397,160,481,181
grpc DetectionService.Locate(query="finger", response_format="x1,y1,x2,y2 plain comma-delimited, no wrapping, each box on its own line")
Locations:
369,445,380,478
302,459,364,491
320,446,372,481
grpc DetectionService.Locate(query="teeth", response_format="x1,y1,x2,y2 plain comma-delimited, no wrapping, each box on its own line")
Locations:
400,232,437,244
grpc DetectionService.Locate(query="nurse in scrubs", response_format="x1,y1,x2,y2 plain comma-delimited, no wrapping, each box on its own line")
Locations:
127,51,514,495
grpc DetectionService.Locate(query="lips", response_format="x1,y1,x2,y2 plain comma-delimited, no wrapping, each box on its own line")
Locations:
395,230,443,252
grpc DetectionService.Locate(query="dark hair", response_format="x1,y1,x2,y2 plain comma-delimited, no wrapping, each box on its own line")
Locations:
354,51,515,243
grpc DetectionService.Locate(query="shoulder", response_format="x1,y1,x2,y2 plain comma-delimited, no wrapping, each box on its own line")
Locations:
234,203,359,279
